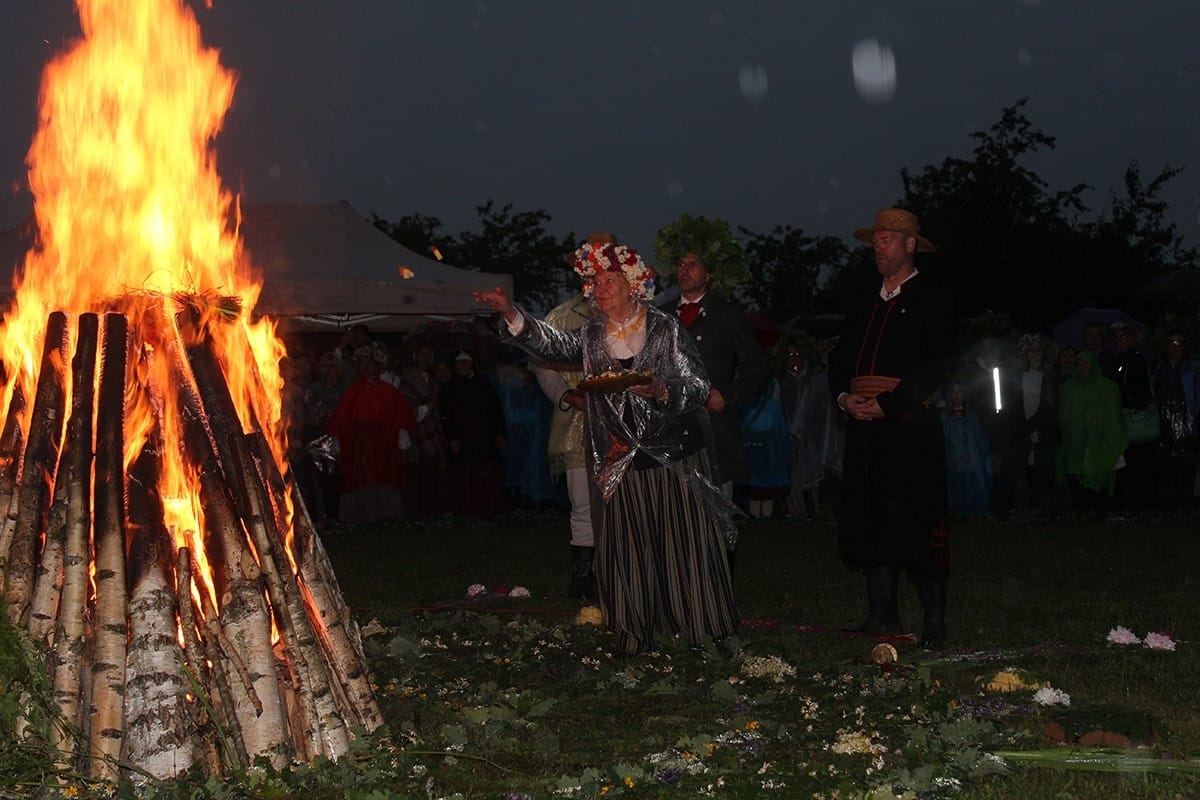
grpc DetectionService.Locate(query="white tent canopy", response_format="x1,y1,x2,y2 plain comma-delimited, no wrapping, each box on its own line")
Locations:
0,201,511,332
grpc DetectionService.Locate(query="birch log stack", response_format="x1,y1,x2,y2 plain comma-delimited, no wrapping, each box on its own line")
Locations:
0,304,380,781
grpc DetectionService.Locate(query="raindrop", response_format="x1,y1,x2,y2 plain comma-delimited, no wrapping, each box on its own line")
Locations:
1102,51,1125,74
851,38,897,103
709,11,726,26
666,179,684,199
737,64,769,102
474,121,488,134
1017,49,1033,68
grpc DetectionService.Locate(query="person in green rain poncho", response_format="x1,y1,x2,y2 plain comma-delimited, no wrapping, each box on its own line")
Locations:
1057,349,1128,514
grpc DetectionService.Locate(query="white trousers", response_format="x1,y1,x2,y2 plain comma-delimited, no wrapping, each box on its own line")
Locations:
566,466,594,547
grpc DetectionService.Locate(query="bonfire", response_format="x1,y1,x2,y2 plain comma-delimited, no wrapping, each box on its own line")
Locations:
0,0,377,781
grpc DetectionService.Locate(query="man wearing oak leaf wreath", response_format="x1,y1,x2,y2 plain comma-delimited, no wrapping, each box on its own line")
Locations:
653,214,770,573
474,242,738,656
827,208,956,649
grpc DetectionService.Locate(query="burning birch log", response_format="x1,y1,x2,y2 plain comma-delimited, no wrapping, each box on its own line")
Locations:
0,382,28,561
197,466,291,770
50,317,100,766
228,432,351,760
124,448,197,779
88,313,128,780
4,311,69,627
164,316,292,768
31,314,99,647
251,430,383,734
175,547,235,776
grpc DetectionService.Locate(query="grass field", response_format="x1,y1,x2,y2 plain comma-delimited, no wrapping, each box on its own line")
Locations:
3,510,1199,798
316,510,1200,799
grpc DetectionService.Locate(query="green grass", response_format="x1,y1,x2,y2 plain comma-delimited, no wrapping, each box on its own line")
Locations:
314,511,1200,798
3,511,1200,798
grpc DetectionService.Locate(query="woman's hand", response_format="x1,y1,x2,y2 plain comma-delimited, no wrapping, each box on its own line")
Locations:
473,287,517,323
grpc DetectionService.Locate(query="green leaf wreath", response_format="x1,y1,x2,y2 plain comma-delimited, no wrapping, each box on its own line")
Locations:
653,214,749,299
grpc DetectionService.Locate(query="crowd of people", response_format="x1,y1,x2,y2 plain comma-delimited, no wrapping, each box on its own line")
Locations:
275,206,1198,654
280,323,528,527
936,318,1200,523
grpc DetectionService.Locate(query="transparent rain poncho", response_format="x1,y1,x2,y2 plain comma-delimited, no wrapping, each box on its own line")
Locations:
502,302,738,547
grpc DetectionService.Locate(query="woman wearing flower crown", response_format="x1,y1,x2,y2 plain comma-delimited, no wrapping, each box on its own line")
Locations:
475,242,738,655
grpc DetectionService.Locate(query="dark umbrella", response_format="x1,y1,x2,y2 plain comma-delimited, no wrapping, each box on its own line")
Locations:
1051,307,1147,352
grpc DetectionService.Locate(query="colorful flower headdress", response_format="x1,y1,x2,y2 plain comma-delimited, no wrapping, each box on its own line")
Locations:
653,214,749,299
572,242,656,301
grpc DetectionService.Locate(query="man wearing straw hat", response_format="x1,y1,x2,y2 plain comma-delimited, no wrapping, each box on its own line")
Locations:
827,208,956,648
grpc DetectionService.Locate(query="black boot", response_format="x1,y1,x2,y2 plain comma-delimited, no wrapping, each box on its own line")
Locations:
850,565,901,634
568,545,596,600
917,572,948,649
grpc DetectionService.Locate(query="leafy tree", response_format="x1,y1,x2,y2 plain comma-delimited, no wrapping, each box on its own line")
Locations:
852,99,1196,333
1078,161,1199,308
452,200,578,313
371,211,454,262
892,99,1091,331
738,224,849,321
372,202,579,313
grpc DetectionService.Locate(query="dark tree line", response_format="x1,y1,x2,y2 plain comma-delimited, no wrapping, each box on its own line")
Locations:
372,200,576,314
372,100,1197,331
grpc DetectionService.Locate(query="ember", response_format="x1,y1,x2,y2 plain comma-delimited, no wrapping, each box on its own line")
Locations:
0,0,378,781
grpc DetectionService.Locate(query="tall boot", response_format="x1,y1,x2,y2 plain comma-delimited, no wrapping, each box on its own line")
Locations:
917,571,948,649
568,545,596,601
851,565,901,634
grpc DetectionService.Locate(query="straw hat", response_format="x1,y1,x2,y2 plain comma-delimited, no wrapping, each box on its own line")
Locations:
852,208,936,253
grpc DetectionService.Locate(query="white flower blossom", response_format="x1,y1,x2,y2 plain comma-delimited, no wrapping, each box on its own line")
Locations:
1032,686,1071,706
1144,631,1177,651
1106,625,1141,645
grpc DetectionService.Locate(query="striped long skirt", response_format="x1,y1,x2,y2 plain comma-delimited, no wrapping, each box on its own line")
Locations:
596,453,739,655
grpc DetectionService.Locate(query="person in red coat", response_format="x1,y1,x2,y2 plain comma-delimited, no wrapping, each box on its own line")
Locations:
325,342,417,524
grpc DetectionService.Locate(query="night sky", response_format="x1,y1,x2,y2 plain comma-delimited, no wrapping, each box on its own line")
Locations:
2,1,1199,261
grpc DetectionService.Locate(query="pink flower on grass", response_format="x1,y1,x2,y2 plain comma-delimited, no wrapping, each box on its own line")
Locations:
1144,632,1177,651
1106,626,1141,645
507,586,531,599
466,583,488,598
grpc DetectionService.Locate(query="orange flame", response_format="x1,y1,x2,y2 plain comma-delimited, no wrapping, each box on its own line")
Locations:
0,0,290,608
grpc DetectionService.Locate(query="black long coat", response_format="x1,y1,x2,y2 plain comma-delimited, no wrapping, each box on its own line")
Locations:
827,272,956,568
675,295,770,484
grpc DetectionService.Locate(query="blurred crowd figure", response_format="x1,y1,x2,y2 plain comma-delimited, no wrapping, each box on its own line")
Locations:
323,341,416,524
279,324,555,527
940,383,993,518
942,319,1200,522
277,309,1200,532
